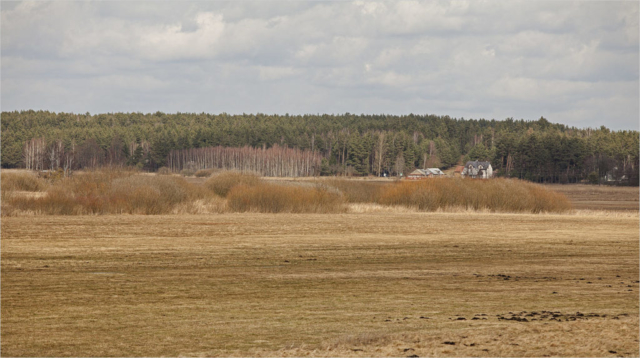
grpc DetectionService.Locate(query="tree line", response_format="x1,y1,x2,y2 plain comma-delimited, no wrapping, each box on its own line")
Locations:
2,110,638,184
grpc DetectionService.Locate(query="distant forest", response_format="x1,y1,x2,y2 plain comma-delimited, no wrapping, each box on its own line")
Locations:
2,110,638,184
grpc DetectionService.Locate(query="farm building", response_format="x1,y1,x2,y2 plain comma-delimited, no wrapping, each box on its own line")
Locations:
407,168,446,179
461,161,493,179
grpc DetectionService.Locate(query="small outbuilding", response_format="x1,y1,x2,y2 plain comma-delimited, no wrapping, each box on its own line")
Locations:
407,168,446,179
461,161,493,179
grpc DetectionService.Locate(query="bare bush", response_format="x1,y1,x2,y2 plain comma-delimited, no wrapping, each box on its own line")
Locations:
378,178,572,213
227,183,345,213
157,167,171,175
195,168,216,178
2,169,216,215
204,171,260,197
1,171,49,193
180,169,196,177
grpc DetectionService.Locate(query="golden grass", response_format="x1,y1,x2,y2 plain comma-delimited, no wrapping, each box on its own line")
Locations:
194,168,217,178
1,212,638,357
1,171,49,193
204,170,260,197
227,183,345,213
6,170,637,216
2,169,217,215
378,178,572,213
545,184,639,211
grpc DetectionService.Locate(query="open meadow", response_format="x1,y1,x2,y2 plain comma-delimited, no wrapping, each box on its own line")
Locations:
2,209,638,357
544,184,639,212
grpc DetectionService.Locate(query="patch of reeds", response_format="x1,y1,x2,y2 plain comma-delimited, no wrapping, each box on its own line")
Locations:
2,169,572,215
180,169,196,177
156,167,172,175
1,171,49,193
204,171,260,197
195,168,217,178
227,183,345,213
377,178,572,213
3,169,216,215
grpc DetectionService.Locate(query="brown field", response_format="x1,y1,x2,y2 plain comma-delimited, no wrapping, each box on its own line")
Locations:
545,184,639,211
2,211,638,357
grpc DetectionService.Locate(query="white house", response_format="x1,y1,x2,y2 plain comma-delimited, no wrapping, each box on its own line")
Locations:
461,161,493,179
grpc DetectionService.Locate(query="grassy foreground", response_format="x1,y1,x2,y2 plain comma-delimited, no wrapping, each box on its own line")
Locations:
2,212,638,357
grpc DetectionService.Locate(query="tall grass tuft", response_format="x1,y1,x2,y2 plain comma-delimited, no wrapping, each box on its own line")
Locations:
205,171,260,197
227,183,345,213
1,171,49,193
378,178,572,213
3,169,216,215
195,168,217,178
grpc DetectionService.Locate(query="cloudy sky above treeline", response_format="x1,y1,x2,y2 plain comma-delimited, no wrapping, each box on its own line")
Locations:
2,1,638,130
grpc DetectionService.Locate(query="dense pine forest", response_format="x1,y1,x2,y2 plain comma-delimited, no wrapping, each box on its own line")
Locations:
2,110,638,184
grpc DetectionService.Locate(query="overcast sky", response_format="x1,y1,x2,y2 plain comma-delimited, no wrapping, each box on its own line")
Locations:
1,1,638,130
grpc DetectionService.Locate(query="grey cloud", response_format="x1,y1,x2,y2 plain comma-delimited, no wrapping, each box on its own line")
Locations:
1,1,638,130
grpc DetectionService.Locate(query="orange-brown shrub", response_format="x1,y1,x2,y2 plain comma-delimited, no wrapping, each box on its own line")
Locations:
378,178,572,213
3,169,215,215
157,167,172,175
227,183,345,213
1,171,48,193
205,171,260,197
195,169,217,178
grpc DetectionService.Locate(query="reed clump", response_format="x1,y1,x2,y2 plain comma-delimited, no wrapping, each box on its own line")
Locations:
205,171,260,197
195,169,217,178
377,178,572,213
156,167,172,175
1,171,49,193
227,183,345,213
3,169,216,215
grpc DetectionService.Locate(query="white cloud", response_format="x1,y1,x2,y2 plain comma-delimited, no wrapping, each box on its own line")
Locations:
139,12,225,61
1,1,638,130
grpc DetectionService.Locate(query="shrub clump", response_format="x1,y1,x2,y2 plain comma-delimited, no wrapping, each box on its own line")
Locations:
1,171,49,192
227,183,345,213
3,169,215,215
205,171,260,197
157,167,172,175
378,178,572,213
180,169,196,177
195,169,217,178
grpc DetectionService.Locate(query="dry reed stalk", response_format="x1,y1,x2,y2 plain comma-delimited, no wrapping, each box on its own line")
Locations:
377,178,572,213
205,171,261,197
227,183,346,213
1,171,49,194
2,169,217,215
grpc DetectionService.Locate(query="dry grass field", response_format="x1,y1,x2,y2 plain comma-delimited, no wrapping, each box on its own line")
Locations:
2,211,638,357
545,184,639,211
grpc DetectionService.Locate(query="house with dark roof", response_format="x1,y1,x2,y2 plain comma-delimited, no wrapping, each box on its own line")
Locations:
461,161,493,179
